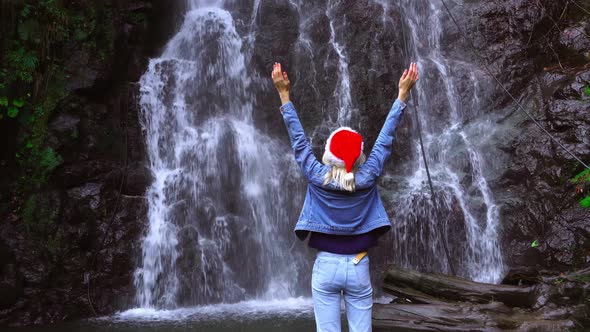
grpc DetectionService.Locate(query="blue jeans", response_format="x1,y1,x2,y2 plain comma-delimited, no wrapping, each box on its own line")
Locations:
311,251,373,332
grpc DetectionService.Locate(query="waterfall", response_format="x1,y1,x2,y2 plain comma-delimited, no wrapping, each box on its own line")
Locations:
377,0,505,283
326,0,353,125
133,0,506,311
134,2,308,308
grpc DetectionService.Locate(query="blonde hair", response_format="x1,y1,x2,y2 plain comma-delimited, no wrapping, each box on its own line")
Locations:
322,152,366,192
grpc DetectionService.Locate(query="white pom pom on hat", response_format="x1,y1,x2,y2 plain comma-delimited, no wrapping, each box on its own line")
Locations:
324,127,364,179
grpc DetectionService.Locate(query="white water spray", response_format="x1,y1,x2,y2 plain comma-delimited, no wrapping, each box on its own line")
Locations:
134,3,307,308
378,0,505,283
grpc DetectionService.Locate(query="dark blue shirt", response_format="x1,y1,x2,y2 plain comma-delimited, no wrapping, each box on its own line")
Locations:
308,227,388,254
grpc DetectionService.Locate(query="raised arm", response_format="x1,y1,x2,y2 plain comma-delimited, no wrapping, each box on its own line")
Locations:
272,62,325,183
280,102,325,182
272,62,291,106
361,63,419,179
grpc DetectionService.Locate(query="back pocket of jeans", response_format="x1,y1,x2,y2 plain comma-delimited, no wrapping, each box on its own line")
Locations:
312,258,338,288
353,261,371,289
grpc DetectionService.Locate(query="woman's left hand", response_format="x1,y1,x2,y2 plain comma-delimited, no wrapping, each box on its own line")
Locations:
398,62,419,102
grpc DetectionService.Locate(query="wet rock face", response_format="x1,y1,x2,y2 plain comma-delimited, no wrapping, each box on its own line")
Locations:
499,67,590,271
414,0,589,274
249,0,407,155
252,0,588,285
0,0,180,326
460,1,590,272
255,0,590,284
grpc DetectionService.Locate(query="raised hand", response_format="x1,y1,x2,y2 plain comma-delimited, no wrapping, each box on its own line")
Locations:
398,62,419,102
272,62,291,105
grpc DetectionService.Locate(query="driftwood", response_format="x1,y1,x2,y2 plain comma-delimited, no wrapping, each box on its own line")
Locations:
373,302,577,332
381,265,536,308
373,265,590,331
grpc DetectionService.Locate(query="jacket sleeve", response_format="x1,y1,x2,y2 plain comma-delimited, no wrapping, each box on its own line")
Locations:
360,99,406,179
280,101,325,183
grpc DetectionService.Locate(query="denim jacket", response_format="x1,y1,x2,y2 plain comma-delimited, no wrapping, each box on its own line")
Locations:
280,99,406,240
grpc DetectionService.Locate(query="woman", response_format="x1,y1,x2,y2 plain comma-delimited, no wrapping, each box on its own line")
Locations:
272,62,419,332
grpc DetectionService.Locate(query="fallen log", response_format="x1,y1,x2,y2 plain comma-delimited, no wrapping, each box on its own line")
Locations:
375,265,590,331
372,302,579,332
382,265,536,308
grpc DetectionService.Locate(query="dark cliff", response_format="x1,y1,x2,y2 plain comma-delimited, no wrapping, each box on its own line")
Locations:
0,0,181,325
456,0,590,272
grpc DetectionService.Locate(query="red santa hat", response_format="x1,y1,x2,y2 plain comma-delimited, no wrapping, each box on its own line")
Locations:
324,127,364,181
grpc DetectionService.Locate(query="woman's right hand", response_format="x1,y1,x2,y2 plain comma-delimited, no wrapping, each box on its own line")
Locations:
398,62,419,102
272,62,291,105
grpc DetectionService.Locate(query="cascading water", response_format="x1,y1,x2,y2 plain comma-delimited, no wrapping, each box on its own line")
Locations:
286,0,503,283
287,0,358,152
326,0,353,125
134,0,505,312
134,0,309,308
377,0,505,283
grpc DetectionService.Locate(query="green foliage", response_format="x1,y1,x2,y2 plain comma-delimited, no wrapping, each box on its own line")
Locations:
7,47,38,83
19,94,65,189
2,1,82,184
531,240,539,248
20,3,33,18
39,147,62,175
585,86,590,97
13,99,25,107
571,169,590,183
5,98,26,118
17,145,63,189
7,106,19,118
1,0,121,236
571,169,590,209
3,100,24,119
